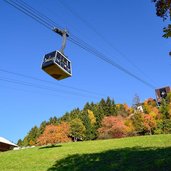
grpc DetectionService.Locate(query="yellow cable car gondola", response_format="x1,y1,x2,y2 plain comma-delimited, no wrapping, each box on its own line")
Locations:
42,28,72,80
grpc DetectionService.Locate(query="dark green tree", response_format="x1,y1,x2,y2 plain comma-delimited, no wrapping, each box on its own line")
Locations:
158,96,171,134
70,118,86,141
21,126,39,146
27,126,39,145
48,116,59,125
95,97,116,124
82,111,97,140
106,97,117,116
131,112,145,135
159,99,170,119
166,92,171,103
22,136,29,146
39,121,47,135
83,102,91,111
94,104,105,128
152,0,171,55
162,119,171,133
17,139,23,146
60,112,70,122
69,108,81,120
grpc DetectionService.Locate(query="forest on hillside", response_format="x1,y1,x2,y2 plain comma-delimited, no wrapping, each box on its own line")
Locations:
17,93,171,146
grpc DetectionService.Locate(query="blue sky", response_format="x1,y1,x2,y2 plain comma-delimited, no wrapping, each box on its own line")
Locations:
0,0,170,143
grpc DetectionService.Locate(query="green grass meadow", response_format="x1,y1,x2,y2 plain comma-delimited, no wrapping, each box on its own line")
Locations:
1,134,171,171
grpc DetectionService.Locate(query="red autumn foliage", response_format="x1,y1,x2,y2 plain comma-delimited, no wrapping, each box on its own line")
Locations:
37,122,71,146
98,116,130,139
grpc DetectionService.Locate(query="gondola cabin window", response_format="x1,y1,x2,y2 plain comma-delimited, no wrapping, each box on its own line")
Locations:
44,51,56,62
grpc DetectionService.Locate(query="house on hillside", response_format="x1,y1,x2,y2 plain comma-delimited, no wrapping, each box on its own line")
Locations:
137,105,143,112
0,137,18,152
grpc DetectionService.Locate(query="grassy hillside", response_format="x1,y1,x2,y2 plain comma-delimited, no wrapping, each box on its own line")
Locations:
1,134,171,171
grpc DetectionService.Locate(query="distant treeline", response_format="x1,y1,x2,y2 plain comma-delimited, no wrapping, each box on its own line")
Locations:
17,94,171,146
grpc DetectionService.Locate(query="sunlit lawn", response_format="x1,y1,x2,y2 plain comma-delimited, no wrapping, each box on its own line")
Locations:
1,134,171,171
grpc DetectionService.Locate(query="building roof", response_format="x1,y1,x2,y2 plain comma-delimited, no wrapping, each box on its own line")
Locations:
0,137,18,147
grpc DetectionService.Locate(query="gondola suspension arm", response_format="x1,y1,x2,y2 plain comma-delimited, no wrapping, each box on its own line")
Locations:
52,27,69,54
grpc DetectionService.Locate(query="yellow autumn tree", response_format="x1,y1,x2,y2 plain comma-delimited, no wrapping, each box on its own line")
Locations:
87,109,96,125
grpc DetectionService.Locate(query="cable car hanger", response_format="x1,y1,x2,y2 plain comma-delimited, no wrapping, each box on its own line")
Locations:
52,27,69,54
4,0,156,89
41,27,72,80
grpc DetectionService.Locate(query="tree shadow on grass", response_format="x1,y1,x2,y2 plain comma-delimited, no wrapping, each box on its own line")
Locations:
39,144,62,150
47,146,171,171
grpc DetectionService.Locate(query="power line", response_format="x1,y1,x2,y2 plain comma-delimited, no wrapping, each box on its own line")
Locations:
58,0,158,87
0,84,70,99
68,36,156,89
16,0,62,29
0,68,106,97
2,0,107,97
0,76,100,99
4,0,53,30
3,0,156,90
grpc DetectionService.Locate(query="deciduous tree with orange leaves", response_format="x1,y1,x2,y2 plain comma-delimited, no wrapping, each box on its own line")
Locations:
143,114,157,135
37,122,71,146
98,116,130,139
